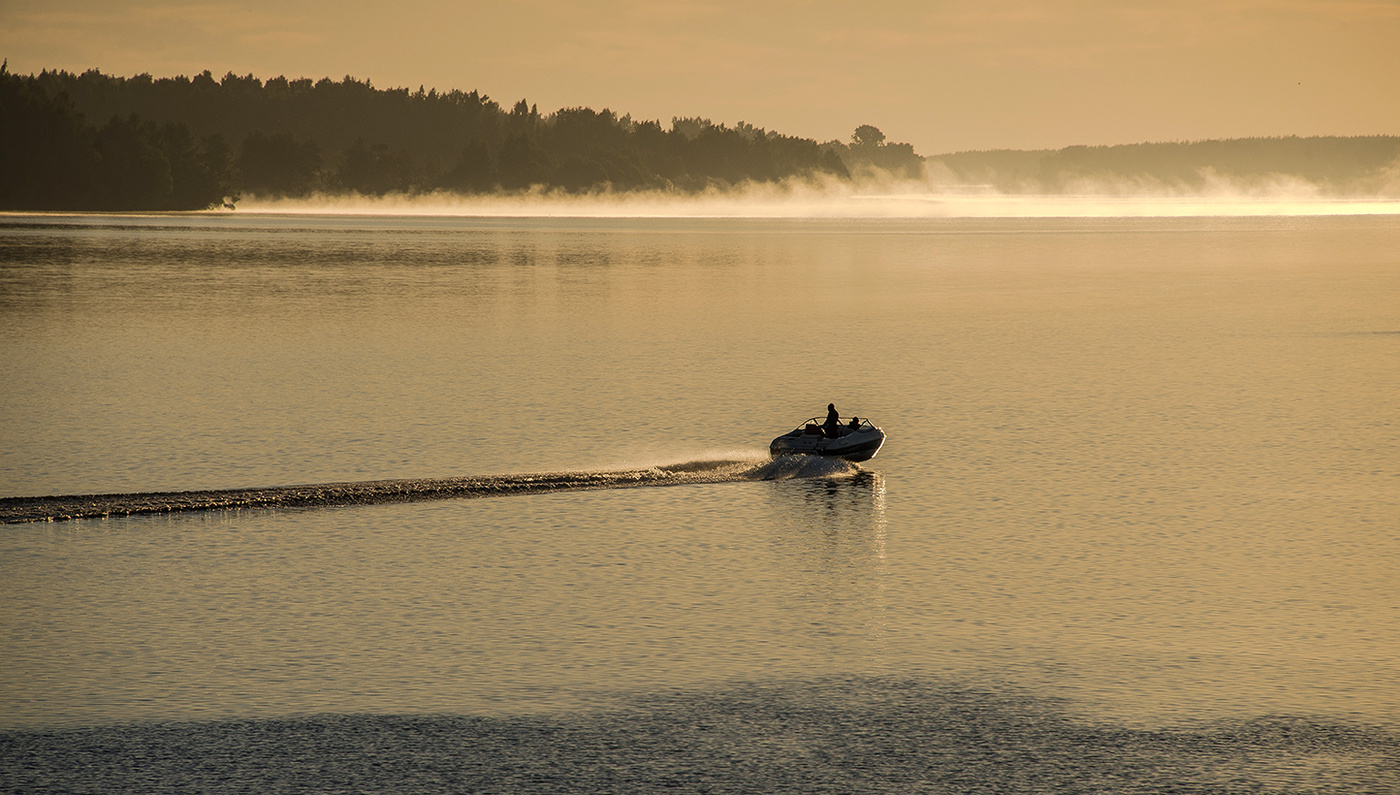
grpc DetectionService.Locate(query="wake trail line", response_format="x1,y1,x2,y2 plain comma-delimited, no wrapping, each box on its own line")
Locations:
0,456,860,524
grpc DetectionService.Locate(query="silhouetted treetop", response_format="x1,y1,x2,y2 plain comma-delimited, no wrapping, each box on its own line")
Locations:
852,125,886,147
829,125,925,179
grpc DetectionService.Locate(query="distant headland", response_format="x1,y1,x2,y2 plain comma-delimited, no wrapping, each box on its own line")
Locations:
2,65,1396,211
0,66,919,211
926,138,1400,196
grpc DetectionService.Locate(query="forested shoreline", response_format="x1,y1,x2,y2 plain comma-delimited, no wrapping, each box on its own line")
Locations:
2,64,1396,211
929,137,1400,195
0,65,920,211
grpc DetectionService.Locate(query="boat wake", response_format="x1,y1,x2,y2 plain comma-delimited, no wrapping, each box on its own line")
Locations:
0,455,866,524
746,454,863,481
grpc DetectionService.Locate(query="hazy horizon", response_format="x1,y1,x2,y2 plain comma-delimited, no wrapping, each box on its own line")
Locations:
4,0,1397,155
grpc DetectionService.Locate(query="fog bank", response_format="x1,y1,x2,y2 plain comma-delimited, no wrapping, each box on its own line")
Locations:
238,175,1400,219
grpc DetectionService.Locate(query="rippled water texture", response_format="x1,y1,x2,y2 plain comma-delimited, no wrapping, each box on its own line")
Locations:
1,213,1397,792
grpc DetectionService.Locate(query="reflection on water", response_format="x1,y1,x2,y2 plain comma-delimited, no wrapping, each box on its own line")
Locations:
760,472,891,675
764,471,888,597
784,469,887,522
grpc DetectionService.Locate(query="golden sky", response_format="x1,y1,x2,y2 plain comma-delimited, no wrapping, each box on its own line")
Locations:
3,0,1398,153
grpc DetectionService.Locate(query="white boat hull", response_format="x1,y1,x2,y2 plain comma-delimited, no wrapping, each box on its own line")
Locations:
769,423,885,462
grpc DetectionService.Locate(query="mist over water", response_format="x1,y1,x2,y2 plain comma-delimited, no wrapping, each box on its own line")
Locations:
2,211,1397,792
233,171,1400,219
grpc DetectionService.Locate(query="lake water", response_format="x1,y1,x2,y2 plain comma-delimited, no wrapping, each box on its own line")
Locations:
2,211,1397,792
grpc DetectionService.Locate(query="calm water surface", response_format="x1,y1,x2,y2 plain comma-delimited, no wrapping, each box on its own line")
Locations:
1,213,1397,792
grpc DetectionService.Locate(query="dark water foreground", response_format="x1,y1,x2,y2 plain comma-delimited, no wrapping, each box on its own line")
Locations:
0,456,854,524
2,678,1394,794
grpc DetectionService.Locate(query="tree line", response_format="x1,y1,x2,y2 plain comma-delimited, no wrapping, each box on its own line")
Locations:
0,64,236,210
928,137,1400,194
1,64,926,211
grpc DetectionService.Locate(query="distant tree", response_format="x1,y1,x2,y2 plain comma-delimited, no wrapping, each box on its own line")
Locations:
441,138,493,193
0,61,98,209
506,99,540,138
851,125,886,148
553,156,611,191
840,124,924,179
87,115,237,209
91,115,174,209
671,117,713,141
335,138,414,194
683,125,748,185
819,147,850,179
195,133,239,208
495,133,551,190
547,107,625,161
239,131,322,197
154,121,237,209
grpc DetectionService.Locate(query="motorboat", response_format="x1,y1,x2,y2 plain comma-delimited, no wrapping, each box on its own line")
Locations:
769,415,886,462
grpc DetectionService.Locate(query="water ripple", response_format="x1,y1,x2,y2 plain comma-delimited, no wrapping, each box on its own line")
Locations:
2,677,1394,794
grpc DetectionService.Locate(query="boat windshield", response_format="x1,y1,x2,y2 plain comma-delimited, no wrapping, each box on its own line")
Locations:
791,416,878,433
